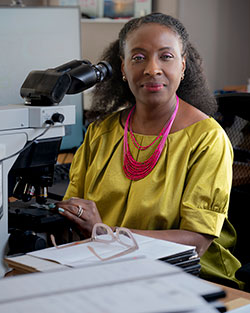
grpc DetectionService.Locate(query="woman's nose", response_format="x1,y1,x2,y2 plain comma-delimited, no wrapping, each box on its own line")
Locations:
143,58,162,76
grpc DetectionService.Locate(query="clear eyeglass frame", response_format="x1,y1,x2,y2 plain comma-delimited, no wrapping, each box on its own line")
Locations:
50,223,139,262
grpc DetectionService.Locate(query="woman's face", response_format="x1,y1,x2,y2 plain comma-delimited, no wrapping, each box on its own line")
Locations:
121,23,186,107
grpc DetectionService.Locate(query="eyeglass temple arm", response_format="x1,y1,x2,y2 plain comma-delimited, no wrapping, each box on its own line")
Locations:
87,245,138,261
50,234,92,249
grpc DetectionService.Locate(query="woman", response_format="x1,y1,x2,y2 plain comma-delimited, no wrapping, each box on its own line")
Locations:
56,13,243,289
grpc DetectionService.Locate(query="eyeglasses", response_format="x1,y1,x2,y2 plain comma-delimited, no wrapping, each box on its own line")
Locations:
88,223,139,261
50,223,139,262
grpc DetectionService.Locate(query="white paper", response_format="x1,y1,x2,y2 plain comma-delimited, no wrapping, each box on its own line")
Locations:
162,272,224,298
0,283,215,313
0,258,220,313
0,258,179,303
28,233,195,267
0,162,2,210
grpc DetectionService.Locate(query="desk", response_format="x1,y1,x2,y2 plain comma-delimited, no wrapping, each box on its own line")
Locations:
210,282,250,311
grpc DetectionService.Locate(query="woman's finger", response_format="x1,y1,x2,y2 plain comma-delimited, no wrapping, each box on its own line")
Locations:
58,204,86,220
58,207,84,223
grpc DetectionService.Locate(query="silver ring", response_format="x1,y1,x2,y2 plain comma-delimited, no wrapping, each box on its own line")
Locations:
77,205,83,218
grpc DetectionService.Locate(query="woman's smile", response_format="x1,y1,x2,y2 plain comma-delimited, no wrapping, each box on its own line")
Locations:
142,82,165,92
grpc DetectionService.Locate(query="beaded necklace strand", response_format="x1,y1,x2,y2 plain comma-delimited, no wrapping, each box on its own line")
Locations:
123,96,179,181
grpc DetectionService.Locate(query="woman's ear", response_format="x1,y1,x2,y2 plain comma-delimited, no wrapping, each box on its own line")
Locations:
182,54,186,75
120,56,125,77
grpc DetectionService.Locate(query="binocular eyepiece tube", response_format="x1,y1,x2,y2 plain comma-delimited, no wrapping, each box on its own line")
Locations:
20,59,112,106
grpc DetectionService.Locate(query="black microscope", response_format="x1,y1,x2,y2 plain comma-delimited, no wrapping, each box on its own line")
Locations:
7,59,112,254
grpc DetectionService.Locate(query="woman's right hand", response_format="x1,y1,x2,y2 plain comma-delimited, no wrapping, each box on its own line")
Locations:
55,197,102,238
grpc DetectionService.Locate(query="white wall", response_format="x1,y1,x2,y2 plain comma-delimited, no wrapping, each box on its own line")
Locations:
153,0,178,17
178,0,250,92
81,19,126,63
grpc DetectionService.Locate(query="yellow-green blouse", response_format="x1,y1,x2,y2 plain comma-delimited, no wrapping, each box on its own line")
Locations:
64,111,243,288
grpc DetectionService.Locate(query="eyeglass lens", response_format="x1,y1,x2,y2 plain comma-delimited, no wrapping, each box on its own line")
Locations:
94,224,114,242
116,229,135,247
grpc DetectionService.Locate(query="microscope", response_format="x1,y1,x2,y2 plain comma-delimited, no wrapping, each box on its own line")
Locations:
0,59,112,276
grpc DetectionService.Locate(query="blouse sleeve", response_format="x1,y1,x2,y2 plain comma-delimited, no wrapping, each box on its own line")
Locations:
180,126,233,237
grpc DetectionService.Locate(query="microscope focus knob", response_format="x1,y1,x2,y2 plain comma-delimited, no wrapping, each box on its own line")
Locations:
51,112,65,123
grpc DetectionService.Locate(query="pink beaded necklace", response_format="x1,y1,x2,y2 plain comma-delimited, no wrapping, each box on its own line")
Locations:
123,96,179,181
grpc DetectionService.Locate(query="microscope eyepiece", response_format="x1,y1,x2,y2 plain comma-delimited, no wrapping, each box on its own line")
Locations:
20,59,112,106
66,60,112,95
93,61,113,83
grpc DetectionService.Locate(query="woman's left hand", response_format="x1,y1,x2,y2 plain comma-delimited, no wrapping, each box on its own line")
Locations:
55,197,102,238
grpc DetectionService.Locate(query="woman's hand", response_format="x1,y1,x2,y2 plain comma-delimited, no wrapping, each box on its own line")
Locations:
55,197,102,238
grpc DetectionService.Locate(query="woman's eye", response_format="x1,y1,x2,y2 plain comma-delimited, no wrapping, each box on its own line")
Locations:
132,54,145,62
161,54,173,60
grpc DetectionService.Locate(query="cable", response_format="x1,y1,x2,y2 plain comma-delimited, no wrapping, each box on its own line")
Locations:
0,123,53,162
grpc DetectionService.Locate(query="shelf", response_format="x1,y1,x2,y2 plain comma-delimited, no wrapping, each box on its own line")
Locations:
81,18,130,23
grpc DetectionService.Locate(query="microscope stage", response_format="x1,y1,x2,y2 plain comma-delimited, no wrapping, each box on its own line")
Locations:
8,199,67,233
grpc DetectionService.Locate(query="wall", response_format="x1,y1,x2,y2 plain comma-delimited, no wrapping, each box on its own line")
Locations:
178,0,250,92
153,0,178,17
81,19,126,63
80,19,127,109
3,0,249,95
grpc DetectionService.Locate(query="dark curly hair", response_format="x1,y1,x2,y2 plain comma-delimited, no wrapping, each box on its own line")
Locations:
87,12,217,120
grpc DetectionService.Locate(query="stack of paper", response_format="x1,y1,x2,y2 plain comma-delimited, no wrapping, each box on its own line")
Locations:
24,232,200,274
0,258,225,313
